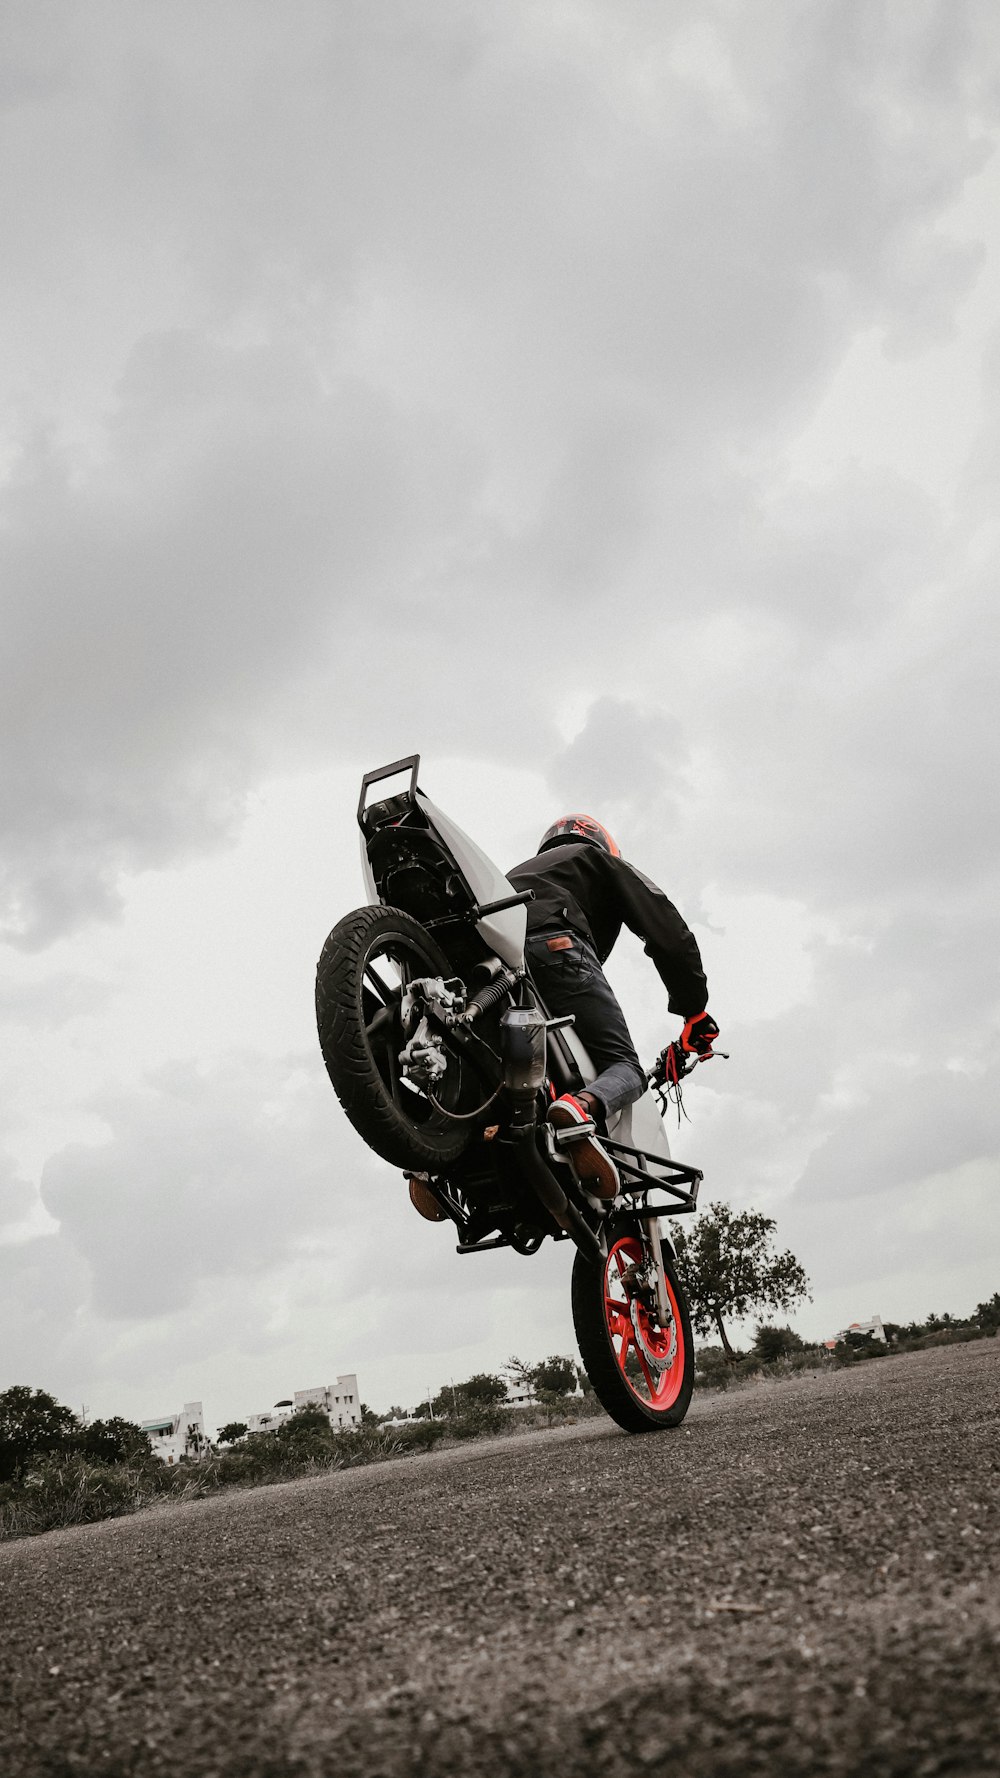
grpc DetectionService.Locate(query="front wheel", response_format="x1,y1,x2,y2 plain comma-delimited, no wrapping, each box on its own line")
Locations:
572,1219,694,1433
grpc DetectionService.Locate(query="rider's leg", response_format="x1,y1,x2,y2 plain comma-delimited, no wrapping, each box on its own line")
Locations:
524,931,646,1121
525,932,646,1198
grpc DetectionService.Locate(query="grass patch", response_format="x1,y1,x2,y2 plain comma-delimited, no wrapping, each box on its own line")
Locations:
0,1399,603,1543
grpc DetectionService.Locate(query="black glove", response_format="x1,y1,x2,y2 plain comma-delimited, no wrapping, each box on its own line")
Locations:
680,1011,719,1057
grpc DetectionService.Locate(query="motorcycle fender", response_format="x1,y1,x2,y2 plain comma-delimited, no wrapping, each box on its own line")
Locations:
415,790,527,968
608,1089,672,1162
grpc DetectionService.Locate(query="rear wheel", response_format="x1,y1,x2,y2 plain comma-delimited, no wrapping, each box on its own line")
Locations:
572,1219,693,1432
316,905,485,1170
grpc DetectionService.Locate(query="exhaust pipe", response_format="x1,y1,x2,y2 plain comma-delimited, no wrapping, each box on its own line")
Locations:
502,1130,605,1266
498,1006,605,1266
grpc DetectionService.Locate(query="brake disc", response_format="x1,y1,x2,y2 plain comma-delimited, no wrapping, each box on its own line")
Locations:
630,1297,678,1374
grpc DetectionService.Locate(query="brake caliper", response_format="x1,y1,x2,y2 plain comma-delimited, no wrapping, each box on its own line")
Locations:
619,1260,677,1373
398,977,466,1092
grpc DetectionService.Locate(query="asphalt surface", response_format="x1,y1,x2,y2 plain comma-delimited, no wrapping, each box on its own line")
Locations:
2,1341,998,1778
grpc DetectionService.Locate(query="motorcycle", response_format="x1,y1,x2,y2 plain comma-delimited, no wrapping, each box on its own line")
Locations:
315,755,710,1433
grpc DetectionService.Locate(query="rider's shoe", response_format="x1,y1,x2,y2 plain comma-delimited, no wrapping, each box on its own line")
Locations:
548,1094,620,1200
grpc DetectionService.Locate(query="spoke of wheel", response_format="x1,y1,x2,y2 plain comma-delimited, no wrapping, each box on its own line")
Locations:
365,1005,395,1044
364,964,394,1004
384,1036,401,1102
618,1324,633,1370
637,1350,656,1396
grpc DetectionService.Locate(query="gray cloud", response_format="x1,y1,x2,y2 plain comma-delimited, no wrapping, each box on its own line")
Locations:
0,973,113,1028
40,1051,364,1317
0,1154,35,1231
796,1068,1000,1204
2,2,999,1407
2,2,997,943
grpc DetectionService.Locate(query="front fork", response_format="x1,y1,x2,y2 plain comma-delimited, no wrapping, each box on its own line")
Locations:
637,1210,673,1328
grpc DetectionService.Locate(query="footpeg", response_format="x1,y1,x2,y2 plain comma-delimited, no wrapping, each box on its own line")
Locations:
551,1119,598,1146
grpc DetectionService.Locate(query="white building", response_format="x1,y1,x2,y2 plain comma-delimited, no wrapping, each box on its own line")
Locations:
246,1398,294,1434
824,1315,888,1352
248,1376,361,1434
504,1378,537,1409
140,1401,207,1465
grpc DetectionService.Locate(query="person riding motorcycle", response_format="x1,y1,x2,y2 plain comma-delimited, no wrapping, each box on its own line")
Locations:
507,815,719,1201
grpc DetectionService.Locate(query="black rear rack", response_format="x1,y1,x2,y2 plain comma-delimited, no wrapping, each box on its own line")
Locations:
602,1139,701,1214
357,754,420,827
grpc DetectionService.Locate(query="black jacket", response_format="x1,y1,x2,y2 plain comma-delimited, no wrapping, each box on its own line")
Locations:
507,841,708,1017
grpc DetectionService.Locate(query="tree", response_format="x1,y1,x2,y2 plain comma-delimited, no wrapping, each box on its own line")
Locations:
507,1355,578,1398
216,1422,249,1446
75,1417,152,1466
360,1402,379,1427
458,1372,508,1405
753,1324,805,1364
432,1373,507,1416
974,1293,1000,1336
278,1407,333,1442
507,1355,579,1423
674,1203,810,1360
531,1356,578,1397
0,1385,78,1483
184,1419,208,1459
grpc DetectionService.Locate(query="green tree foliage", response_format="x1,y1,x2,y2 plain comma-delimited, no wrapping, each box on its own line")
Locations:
674,1202,810,1359
507,1355,579,1399
277,1407,333,1443
75,1417,152,1466
216,1422,248,1446
432,1373,507,1416
974,1293,1000,1335
458,1372,509,1405
0,1386,78,1483
506,1355,581,1423
753,1324,806,1364
532,1356,578,1397
693,1344,735,1388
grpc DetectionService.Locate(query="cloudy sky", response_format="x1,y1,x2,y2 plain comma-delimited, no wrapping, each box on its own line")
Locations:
2,1,999,1432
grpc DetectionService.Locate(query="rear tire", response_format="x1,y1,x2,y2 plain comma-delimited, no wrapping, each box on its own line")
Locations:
572,1218,694,1433
316,905,478,1171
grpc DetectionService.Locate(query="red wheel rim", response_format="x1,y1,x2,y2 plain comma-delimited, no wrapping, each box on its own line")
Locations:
603,1235,685,1411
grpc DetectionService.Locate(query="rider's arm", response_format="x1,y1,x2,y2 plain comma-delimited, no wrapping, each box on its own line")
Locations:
603,856,708,1016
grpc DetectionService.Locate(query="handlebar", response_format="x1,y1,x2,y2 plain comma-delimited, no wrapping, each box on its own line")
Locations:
648,1039,729,1090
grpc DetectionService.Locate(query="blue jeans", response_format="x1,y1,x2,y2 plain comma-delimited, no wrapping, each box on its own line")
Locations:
524,930,646,1120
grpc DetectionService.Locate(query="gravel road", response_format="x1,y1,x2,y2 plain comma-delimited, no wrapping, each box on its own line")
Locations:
2,1341,998,1777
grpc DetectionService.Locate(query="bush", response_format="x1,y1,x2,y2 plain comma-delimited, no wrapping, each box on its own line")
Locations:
694,1345,744,1389
753,1324,805,1364
330,1427,405,1466
73,1417,153,1467
388,1419,449,1455
974,1293,1000,1336
430,1374,508,1416
209,1424,342,1486
445,1404,514,1441
0,1386,78,1485
0,1454,171,1540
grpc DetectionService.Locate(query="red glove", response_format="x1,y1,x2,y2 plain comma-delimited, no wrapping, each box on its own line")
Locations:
680,1011,719,1057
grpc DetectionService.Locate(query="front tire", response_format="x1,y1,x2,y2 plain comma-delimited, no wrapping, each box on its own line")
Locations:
316,905,478,1171
572,1219,694,1432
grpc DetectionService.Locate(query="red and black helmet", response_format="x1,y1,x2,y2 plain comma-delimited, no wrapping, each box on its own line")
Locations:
538,814,620,858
